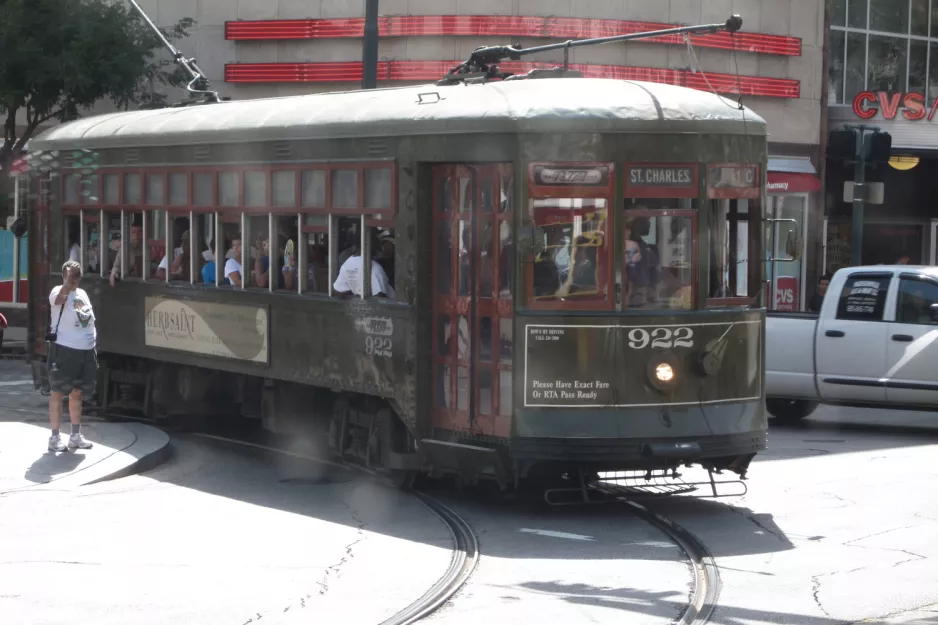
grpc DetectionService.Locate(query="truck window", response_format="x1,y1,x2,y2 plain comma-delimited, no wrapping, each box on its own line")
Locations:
895,277,938,325
835,274,891,321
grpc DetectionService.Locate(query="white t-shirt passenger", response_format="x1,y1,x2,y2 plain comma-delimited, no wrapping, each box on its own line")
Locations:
333,255,395,299
224,257,242,285
48,286,96,351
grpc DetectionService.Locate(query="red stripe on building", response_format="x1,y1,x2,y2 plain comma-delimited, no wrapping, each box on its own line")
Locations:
224,61,800,99
225,15,801,56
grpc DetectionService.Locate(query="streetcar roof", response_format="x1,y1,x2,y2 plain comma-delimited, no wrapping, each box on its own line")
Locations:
30,78,766,151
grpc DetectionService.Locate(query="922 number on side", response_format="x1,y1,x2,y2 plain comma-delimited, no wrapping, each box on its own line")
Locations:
628,327,694,349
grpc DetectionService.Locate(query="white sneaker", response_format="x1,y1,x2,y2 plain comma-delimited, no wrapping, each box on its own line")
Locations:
68,433,93,450
48,434,67,453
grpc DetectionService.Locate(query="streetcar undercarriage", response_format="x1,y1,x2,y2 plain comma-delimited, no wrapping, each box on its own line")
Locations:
79,354,760,497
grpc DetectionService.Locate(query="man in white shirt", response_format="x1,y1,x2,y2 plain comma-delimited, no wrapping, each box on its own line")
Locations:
333,251,395,299
46,261,96,452
224,236,243,287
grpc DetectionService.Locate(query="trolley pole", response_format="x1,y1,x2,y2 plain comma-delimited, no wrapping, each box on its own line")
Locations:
362,0,379,89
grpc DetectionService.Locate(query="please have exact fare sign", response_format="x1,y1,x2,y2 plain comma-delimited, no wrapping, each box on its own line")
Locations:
525,326,614,406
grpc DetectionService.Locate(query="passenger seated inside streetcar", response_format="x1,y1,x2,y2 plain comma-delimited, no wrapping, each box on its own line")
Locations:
252,235,284,289
333,245,395,299
201,240,216,284
224,236,243,287
108,219,144,285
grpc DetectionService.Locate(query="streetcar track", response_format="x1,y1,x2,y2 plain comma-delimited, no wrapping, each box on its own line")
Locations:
3,397,712,624
615,497,721,625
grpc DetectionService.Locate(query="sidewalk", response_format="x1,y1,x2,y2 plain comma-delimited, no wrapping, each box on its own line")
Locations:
0,360,170,492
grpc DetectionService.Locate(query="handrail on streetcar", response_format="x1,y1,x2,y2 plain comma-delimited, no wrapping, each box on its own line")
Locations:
126,0,221,105
438,15,744,85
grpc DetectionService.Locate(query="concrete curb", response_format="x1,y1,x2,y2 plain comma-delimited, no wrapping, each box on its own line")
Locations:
81,423,173,486
3,419,172,491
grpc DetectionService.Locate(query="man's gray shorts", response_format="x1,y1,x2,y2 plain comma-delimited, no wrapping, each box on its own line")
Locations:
48,344,97,395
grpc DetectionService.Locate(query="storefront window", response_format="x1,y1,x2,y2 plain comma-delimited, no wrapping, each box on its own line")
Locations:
870,0,909,34
830,31,846,104
913,0,929,36
868,36,906,92
833,0,846,27
848,0,867,28
765,196,806,312
910,40,928,92
831,0,938,103
846,33,867,98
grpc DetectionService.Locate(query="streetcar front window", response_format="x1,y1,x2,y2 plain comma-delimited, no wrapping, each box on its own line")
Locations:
622,200,695,311
528,198,609,306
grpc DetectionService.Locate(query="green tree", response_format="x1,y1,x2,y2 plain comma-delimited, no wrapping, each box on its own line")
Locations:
0,0,196,216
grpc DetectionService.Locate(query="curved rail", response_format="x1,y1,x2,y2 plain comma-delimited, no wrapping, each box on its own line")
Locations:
182,432,480,625
618,496,721,624
380,492,479,625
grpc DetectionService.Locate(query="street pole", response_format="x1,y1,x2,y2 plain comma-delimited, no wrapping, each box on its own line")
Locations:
362,0,379,89
851,127,865,267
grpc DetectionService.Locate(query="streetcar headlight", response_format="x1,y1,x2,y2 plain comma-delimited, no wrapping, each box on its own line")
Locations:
654,362,675,383
647,355,679,392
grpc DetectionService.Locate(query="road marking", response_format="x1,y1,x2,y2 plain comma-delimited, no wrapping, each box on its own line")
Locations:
621,540,678,548
519,528,595,541
0,380,32,387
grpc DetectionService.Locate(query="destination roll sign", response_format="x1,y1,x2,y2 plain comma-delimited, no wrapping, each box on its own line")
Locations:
625,164,698,198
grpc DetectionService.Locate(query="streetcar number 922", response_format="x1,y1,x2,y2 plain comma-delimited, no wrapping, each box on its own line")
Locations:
628,327,694,349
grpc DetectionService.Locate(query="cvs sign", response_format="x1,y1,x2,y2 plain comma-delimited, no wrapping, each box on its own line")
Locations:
852,91,938,121
773,276,800,312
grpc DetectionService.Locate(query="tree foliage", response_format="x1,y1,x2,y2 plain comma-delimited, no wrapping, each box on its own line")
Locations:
0,0,196,168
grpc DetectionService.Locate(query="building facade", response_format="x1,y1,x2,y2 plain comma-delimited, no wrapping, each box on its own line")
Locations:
828,0,938,271
11,1,828,312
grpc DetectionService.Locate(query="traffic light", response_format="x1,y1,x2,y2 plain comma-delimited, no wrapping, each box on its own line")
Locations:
866,131,892,163
827,129,891,162
828,129,856,161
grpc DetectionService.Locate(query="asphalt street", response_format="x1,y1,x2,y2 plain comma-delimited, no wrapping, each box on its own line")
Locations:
0,356,936,625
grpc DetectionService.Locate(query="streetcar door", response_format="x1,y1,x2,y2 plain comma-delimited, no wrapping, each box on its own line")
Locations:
430,165,514,438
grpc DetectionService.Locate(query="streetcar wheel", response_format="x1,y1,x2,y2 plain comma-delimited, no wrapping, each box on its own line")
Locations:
766,398,818,423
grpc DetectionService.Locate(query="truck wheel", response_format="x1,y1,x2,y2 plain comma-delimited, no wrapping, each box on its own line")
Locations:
766,398,818,423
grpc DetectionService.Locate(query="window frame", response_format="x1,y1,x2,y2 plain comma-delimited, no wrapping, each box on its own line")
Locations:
621,207,699,312
894,272,938,324
835,272,894,321
705,163,763,308
524,162,616,311
831,0,938,104
88,162,397,296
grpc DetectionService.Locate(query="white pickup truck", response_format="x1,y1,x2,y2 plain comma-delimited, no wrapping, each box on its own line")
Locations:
766,265,938,422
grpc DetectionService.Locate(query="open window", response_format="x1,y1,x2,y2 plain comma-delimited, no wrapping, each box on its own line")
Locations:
525,163,614,310
705,164,763,307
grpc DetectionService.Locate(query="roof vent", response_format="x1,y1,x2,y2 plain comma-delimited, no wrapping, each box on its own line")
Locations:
125,148,140,164
194,146,211,161
274,141,292,159
368,140,387,156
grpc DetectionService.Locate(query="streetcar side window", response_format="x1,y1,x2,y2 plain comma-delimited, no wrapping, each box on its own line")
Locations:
148,210,167,280
527,198,610,308
80,211,101,277
276,215,299,292
301,214,329,294
622,200,695,310
245,215,271,289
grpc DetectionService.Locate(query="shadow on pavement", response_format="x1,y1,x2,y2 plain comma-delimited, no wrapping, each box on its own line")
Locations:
23,450,86,483
513,581,856,625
